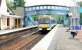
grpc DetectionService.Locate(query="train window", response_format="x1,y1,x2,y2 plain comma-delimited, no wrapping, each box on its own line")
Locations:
38,17,50,24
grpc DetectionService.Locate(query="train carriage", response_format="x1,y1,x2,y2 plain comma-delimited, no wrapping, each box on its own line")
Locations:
38,15,51,30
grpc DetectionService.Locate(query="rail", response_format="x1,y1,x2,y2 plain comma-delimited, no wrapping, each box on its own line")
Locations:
31,24,62,50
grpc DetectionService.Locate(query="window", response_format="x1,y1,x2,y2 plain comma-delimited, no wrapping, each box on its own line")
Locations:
33,7,36,10
47,6,51,9
28,8,32,11
40,6,43,9
51,6,55,9
36,6,39,10
7,18,10,26
44,6,47,9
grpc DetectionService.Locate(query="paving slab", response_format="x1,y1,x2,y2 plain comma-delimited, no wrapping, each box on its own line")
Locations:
56,27,82,50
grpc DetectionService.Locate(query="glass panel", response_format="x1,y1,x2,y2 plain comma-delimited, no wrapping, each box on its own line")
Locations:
47,6,51,9
51,6,55,9
44,6,47,9
40,6,43,9
28,8,32,11
36,6,39,10
32,7,36,10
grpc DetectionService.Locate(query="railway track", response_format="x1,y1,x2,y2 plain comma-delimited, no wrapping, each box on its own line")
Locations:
0,28,38,44
0,28,47,50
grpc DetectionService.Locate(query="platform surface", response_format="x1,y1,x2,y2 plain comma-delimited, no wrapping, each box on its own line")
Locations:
0,26,37,35
32,24,82,50
56,27,82,50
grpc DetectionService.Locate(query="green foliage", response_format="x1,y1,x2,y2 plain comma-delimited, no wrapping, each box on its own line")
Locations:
6,0,25,14
32,15,38,20
6,0,25,10
80,13,82,24
80,2,82,24
14,0,25,7
6,0,16,10
80,2,82,7
6,0,16,15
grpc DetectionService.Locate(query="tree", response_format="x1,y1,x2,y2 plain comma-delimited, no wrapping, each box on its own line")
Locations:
6,0,25,14
80,13,82,24
80,2,82,7
80,2,82,25
14,0,25,7
6,0,16,14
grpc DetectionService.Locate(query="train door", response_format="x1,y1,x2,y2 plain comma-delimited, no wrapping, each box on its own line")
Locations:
15,19,21,28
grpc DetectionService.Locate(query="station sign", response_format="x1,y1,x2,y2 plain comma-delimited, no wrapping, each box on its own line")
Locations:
70,18,81,30
71,25,81,30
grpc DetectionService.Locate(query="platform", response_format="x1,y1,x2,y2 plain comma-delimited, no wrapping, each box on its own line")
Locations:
0,26,37,35
31,24,82,50
56,28,82,50
75,26,82,42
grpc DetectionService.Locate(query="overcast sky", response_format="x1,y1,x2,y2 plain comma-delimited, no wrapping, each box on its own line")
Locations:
75,0,82,2
25,0,82,2
24,0,78,7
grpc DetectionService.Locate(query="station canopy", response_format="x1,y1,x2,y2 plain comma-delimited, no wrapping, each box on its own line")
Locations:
25,0,78,7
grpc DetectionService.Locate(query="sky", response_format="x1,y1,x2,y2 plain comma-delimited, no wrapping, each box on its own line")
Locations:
0,0,81,15
25,0,77,7
25,0,82,2
76,0,82,2
0,0,8,15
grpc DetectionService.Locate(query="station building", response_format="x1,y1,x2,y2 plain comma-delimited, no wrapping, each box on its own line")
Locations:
0,0,23,30
0,15,23,30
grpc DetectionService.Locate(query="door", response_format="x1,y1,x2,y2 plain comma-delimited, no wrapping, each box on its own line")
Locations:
15,19,21,28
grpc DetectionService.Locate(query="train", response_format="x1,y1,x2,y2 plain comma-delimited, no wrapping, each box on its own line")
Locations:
38,15,51,30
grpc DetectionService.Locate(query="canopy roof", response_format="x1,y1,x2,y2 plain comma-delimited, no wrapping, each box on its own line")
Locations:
25,0,78,7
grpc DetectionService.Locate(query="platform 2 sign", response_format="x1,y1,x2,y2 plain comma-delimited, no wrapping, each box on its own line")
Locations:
70,18,81,30
70,26,81,30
